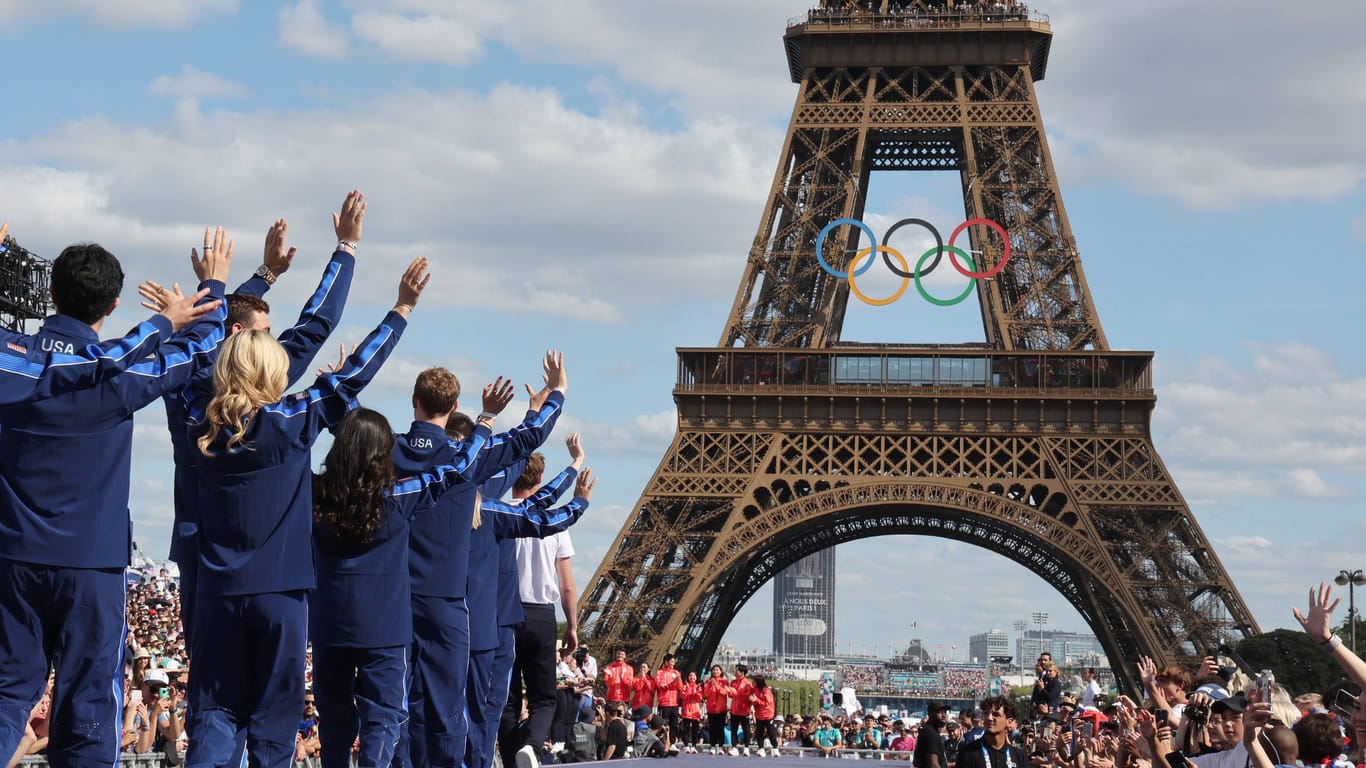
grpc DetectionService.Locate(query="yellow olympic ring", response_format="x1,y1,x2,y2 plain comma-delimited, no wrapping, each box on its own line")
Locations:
846,245,911,306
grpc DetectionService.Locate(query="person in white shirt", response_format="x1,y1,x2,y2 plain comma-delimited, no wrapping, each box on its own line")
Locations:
1080,668,1103,709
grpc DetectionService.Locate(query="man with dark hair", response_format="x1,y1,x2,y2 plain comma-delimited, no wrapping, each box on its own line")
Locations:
0,229,230,767
955,697,1024,768
603,650,634,714
728,664,754,755
655,654,683,747
0,221,220,404
914,702,951,768
602,706,630,760
400,353,567,768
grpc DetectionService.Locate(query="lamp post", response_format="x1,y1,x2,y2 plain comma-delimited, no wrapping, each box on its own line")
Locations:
1335,569,1366,653
1032,612,1049,664
1013,620,1028,687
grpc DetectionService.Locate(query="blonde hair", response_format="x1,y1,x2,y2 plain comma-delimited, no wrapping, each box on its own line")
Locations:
198,330,289,456
472,491,482,530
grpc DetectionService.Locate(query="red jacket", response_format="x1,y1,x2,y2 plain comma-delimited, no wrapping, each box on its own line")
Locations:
751,687,775,721
729,676,756,716
703,678,733,715
681,682,703,720
604,661,634,702
654,667,683,707
631,674,656,710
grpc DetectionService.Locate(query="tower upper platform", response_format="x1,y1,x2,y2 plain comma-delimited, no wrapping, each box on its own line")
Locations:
784,2,1053,83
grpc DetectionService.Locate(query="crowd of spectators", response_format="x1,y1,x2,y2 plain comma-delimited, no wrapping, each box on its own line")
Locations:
800,0,1035,27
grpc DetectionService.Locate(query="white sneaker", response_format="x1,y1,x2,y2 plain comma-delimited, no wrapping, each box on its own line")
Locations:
729,747,740,756
757,748,767,757
515,744,540,768
743,747,751,757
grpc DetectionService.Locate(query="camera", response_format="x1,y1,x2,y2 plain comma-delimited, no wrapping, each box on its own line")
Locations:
1185,704,1209,724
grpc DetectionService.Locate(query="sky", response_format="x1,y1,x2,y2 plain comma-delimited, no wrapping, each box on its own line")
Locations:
0,0,1363,665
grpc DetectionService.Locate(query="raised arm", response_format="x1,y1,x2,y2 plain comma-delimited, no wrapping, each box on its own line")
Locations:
276,192,365,384
488,467,593,540
469,351,569,483
292,257,429,438
1294,582,1366,690
112,227,233,411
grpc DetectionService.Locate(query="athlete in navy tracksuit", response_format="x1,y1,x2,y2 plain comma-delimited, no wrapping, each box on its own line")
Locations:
164,239,354,644
394,359,567,768
465,452,593,768
0,240,228,767
310,407,492,768
185,260,426,768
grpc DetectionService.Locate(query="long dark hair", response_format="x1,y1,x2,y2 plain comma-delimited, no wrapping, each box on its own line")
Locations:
313,408,395,546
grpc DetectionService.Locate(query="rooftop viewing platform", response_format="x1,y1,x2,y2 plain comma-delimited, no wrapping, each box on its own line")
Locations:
784,2,1054,82
676,348,1153,397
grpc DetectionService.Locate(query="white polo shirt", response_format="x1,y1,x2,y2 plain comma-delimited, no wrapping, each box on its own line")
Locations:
516,530,575,605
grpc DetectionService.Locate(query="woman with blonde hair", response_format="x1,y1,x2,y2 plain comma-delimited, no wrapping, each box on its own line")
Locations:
183,257,430,768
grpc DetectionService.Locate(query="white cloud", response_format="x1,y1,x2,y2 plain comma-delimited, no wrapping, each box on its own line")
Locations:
148,66,249,101
1043,0,1366,208
278,0,348,59
0,0,236,28
0,85,774,322
351,10,485,65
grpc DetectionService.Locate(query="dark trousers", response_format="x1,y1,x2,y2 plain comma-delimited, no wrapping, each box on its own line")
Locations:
730,714,751,747
481,626,516,768
186,590,307,768
313,644,407,768
681,718,701,747
464,645,495,768
706,713,728,747
659,706,680,744
0,562,125,768
407,595,470,768
499,604,557,767
755,719,778,748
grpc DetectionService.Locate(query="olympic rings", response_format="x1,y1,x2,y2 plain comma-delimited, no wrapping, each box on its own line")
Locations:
813,215,1012,306
847,246,912,306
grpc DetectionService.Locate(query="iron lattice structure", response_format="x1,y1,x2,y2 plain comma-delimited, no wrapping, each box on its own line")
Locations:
580,1,1258,693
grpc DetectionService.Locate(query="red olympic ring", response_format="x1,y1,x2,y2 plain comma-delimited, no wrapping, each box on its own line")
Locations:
947,218,1012,279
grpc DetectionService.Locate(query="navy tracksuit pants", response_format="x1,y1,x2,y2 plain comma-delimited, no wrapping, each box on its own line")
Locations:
0,561,125,768
313,644,408,768
185,590,307,768
407,595,470,768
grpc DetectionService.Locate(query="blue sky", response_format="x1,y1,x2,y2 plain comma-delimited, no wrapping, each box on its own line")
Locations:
1,0,1363,664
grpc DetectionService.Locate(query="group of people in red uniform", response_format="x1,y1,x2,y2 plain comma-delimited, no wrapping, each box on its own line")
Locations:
601,651,778,754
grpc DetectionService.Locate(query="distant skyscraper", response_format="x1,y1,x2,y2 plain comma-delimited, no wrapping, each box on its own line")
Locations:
969,630,1011,665
773,549,835,658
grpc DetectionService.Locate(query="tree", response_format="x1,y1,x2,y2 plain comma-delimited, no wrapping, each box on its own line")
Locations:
1236,630,1341,696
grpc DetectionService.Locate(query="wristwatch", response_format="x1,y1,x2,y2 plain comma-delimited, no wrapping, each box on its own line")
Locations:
254,264,277,285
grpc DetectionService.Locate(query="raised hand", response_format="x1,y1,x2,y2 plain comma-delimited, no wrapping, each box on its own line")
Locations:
1137,656,1157,686
316,343,356,376
574,467,596,499
138,280,184,314
566,432,584,466
481,377,515,416
191,226,234,283
393,257,430,316
263,218,297,277
1293,582,1341,642
543,350,566,393
161,288,222,332
0,221,8,247
332,190,366,248
526,382,549,412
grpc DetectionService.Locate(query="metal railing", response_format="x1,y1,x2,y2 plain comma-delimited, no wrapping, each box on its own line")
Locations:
789,6,1050,30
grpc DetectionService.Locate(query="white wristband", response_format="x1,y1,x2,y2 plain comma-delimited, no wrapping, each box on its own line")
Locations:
1321,635,1343,651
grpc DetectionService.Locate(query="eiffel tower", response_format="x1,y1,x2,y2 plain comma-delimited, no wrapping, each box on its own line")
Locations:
579,0,1258,692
